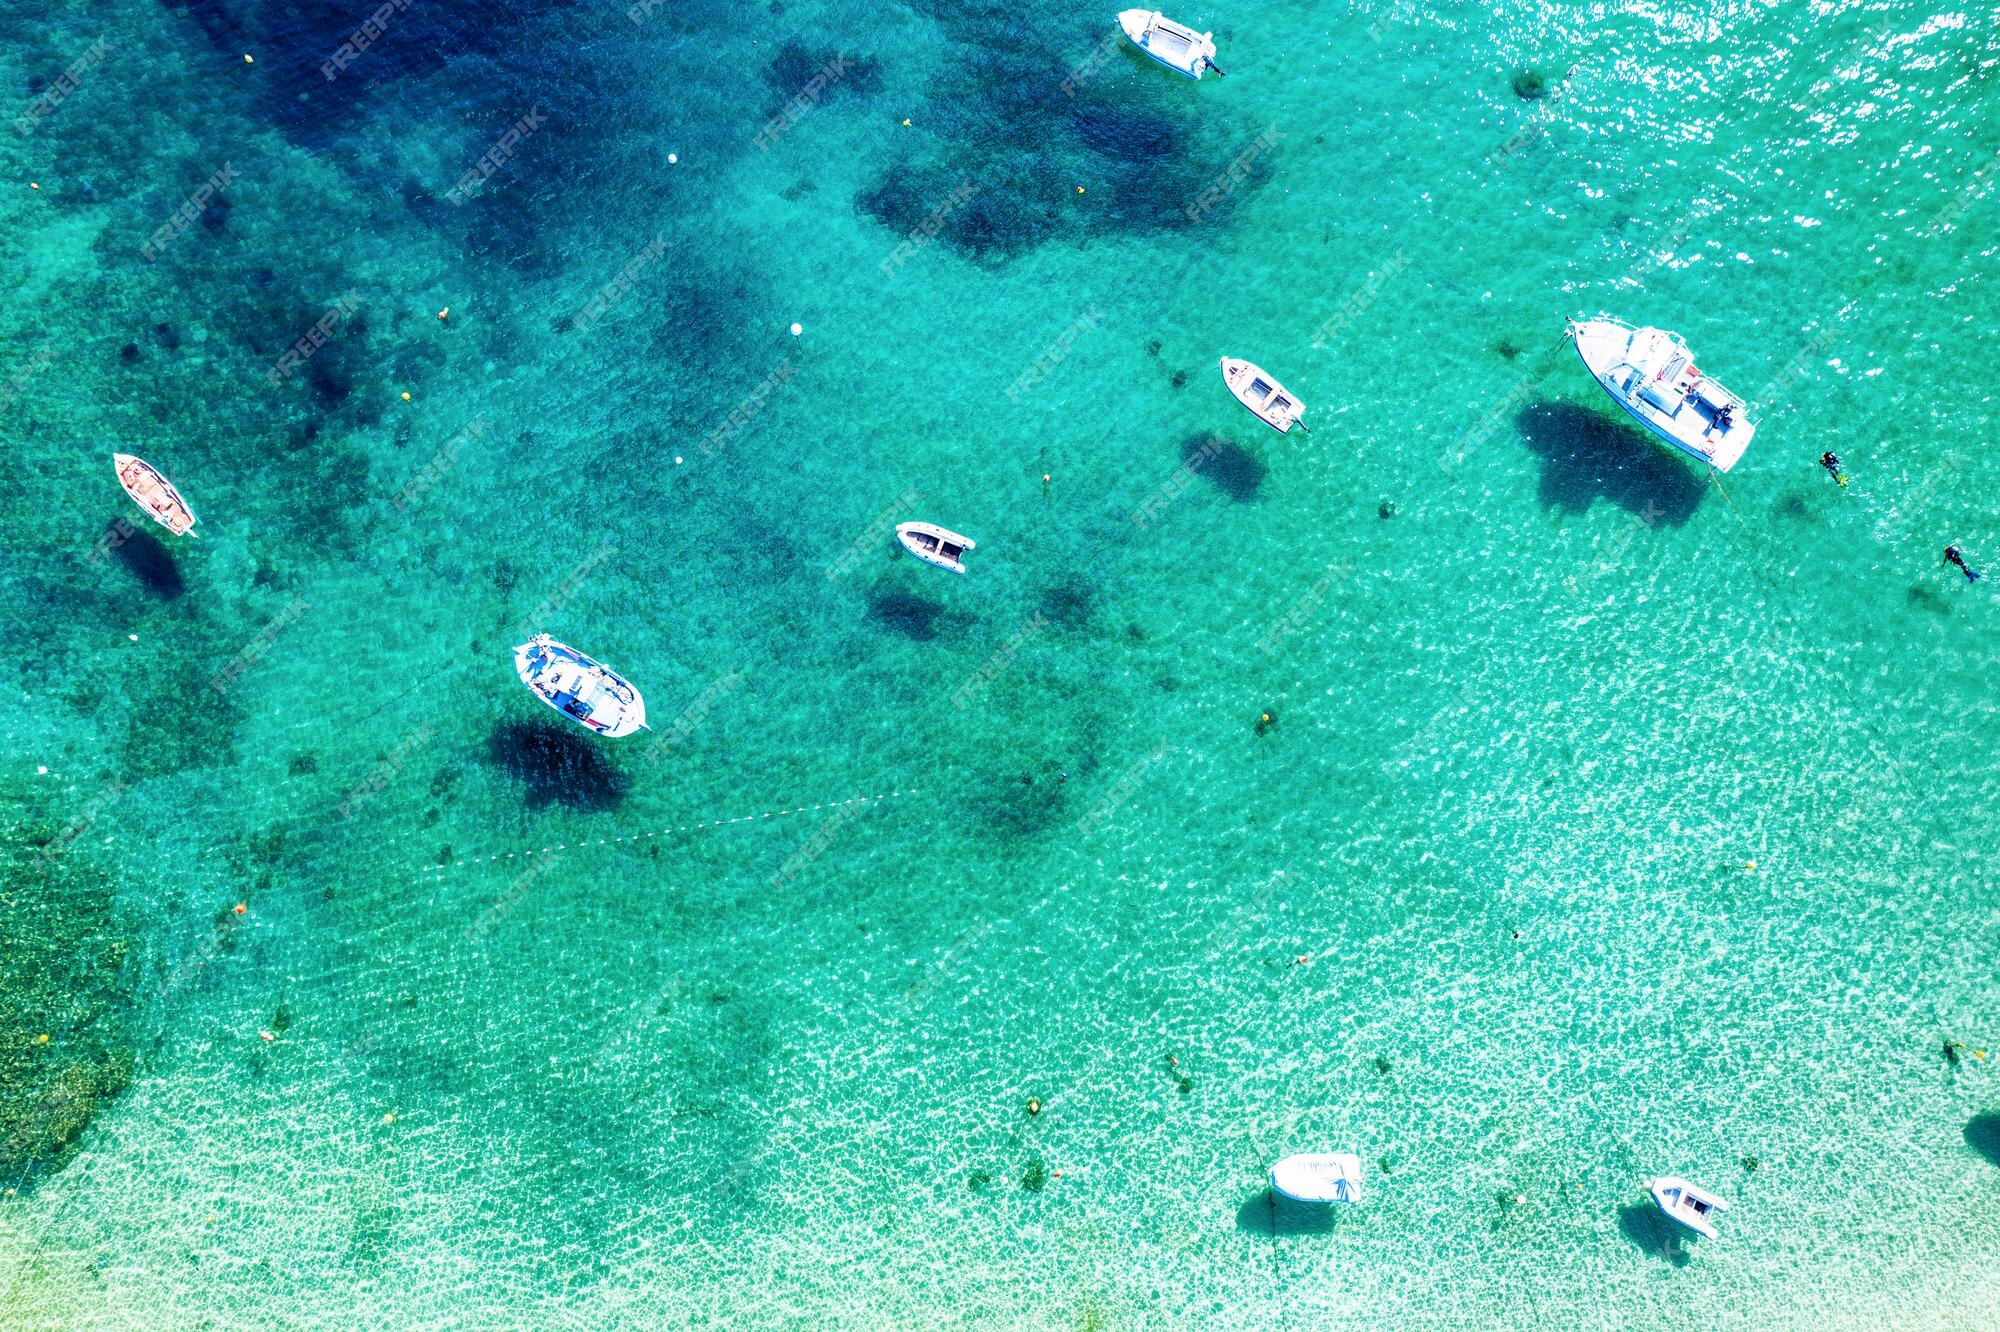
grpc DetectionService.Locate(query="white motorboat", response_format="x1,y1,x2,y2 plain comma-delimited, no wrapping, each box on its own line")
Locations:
513,634,649,738
113,453,198,536
1219,357,1307,434
896,521,975,574
1117,10,1222,80
1648,1176,1726,1240
1570,317,1755,472
1270,1152,1362,1204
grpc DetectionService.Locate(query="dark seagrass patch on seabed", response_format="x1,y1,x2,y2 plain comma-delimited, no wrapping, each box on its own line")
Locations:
763,40,882,111
1038,578,1096,632
855,36,1271,264
0,784,137,1185
124,629,246,778
163,0,579,143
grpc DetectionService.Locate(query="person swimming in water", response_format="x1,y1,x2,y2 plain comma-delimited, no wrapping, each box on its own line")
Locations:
1820,451,1848,487
1944,545,1982,582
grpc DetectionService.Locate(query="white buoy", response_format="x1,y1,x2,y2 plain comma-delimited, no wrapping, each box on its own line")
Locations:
790,322,803,337
674,456,683,464
668,152,679,164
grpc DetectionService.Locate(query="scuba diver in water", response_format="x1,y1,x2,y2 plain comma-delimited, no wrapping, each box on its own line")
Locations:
1819,452,1848,487
1944,545,1982,582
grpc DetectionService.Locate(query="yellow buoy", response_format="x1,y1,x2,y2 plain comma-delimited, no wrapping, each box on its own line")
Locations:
400,392,412,401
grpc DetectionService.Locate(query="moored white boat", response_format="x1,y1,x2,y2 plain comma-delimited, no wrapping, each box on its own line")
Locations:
1648,1176,1726,1240
1569,317,1755,472
1117,10,1221,80
113,453,198,536
1270,1152,1362,1204
896,521,975,574
513,634,649,738
1219,357,1307,434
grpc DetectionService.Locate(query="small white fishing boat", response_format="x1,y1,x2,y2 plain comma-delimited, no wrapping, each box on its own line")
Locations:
1270,1152,1362,1204
113,453,197,536
1117,10,1222,80
513,634,649,738
1219,357,1307,434
1569,317,1755,472
1648,1176,1726,1240
896,521,975,574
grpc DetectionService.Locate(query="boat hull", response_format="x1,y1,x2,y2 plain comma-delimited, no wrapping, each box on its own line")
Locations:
896,521,975,574
1270,1153,1362,1204
1648,1176,1725,1240
513,635,648,738
113,453,197,536
1571,319,1754,472
1219,357,1304,433
1117,9,1215,79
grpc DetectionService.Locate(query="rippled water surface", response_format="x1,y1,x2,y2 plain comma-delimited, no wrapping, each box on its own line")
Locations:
1,0,1997,1326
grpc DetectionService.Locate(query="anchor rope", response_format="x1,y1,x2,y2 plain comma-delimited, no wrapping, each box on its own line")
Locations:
414,789,908,879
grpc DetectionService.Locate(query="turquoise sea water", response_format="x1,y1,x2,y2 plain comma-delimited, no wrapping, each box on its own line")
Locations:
2,0,1998,1325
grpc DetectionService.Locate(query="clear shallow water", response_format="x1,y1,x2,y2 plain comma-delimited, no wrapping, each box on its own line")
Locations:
2,0,1997,1326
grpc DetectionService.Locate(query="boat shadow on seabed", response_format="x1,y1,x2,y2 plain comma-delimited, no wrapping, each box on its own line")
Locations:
1965,1112,2000,1166
107,525,185,598
488,719,630,812
1617,1201,1694,1267
1513,400,1709,528
1235,1189,1337,1237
